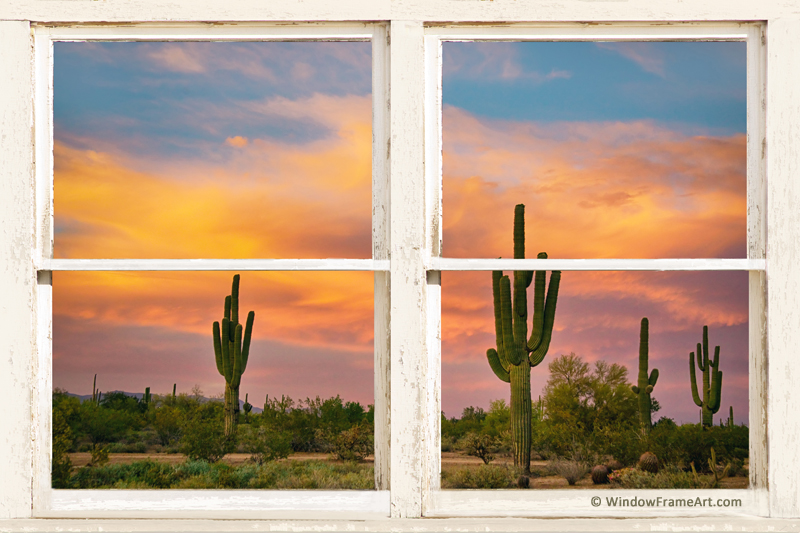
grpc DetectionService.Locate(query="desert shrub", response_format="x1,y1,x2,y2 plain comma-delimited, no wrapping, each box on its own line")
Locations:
51,404,74,488
154,405,183,446
462,432,500,464
179,402,234,463
71,460,178,489
593,424,644,467
441,465,515,489
529,463,556,477
608,465,711,489
78,401,139,445
89,443,110,467
327,424,373,462
250,461,373,489
107,441,147,453
241,425,293,464
551,460,590,485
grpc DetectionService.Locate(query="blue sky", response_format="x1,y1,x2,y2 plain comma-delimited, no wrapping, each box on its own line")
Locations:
443,41,746,133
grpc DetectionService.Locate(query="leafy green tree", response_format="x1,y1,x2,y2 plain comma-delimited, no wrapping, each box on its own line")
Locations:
179,402,234,462
537,353,639,458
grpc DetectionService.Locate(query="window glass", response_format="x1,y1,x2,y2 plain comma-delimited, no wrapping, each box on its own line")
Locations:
441,270,748,489
54,42,372,259
442,42,746,259
52,271,375,489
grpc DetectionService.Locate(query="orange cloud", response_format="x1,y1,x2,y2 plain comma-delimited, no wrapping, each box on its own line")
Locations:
225,136,248,147
53,271,374,354
54,94,372,260
442,107,746,260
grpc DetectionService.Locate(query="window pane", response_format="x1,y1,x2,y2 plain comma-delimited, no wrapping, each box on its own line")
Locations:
52,271,375,489
441,270,748,489
54,42,372,259
442,42,746,259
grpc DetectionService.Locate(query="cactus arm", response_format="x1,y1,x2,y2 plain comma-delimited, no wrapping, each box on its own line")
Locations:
231,274,240,325
224,295,231,322
631,385,640,394
529,270,561,367
499,276,522,366
221,318,232,381
649,368,659,387
709,370,723,412
690,352,703,407
711,345,720,368
213,321,225,375
487,349,511,382
231,324,243,388
241,311,255,371
528,253,548,351
512,270,528,363
513,204,525,260
491,270,510,369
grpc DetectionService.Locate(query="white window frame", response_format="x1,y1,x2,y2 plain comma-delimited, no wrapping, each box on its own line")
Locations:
2,2,800,526
420,22,767,518
30,23,392,519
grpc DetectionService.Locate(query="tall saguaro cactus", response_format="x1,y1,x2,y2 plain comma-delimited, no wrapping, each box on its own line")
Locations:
213,274,255,437
486,204,561,474
689,325,723,428
631,318,659,433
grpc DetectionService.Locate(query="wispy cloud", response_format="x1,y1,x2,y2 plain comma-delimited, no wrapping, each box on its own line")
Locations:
444,42,572,83
597,42,667,77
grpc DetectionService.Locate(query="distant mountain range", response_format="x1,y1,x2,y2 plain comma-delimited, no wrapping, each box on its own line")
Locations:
62,390,264,414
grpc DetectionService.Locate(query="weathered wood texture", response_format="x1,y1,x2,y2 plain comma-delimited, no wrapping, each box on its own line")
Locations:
1,0,800,22
0,20,34,519
372,23,391,492
389,20,428,519
746,24,768,502
766,17,800,519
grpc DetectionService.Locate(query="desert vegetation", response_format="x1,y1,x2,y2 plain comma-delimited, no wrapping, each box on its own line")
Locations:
52,388,375,489
440,352,748,489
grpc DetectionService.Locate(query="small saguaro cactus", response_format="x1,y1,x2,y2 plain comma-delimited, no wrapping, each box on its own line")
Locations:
144,387,151,405
689,325,723,428
243,393,253,415
631,318,659,433
485,204,561,475
728,406,734,427
91,374,99,404
213,274,255,437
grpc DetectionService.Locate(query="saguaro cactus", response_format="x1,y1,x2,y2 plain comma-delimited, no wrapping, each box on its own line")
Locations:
486,204,561,474
689,325,723,428
631,318,659,433
213,274,255,436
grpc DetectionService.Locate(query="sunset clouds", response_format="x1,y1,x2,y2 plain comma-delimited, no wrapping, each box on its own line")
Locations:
53,41,748,425
442,107,746,259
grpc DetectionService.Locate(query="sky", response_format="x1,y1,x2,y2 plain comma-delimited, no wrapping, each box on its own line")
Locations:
53,40,747,425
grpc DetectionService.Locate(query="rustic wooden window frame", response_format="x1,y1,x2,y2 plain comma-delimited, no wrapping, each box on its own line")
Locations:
420,22,768,518
1,4,799,524
30,23,392,519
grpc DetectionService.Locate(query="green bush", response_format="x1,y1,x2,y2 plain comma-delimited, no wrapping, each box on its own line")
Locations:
461,432,500,465
326,424,373,462
179,402,234,462
551,460,590,485
608,465,712,489
240,425,293,464
441,465,516,489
